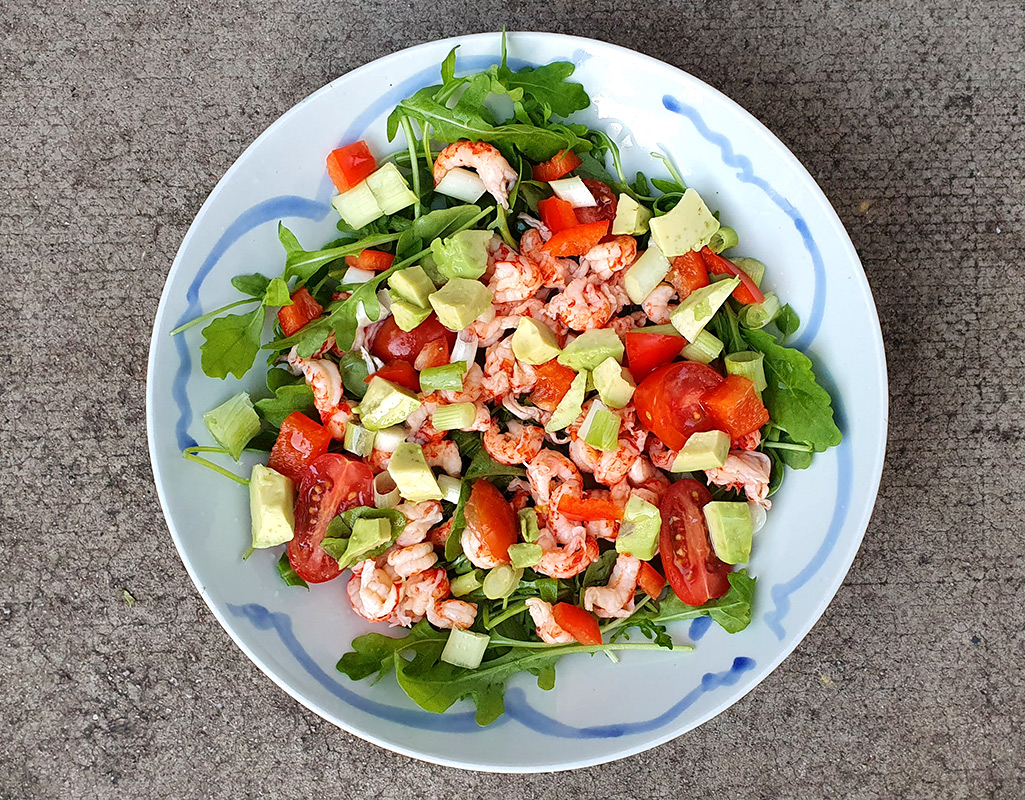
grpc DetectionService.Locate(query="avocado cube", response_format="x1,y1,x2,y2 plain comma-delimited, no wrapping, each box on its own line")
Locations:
337,517,393,569
387,442,443,502
671,430,730,471
670,278,740,341
648,188,721,257
511,318,562,365
592,356,636,409
389,297,433,331
358,377,422,430
429,278,493,331
388,266,436,308
611,193,652,236
615,495,661,561
558,329,624,372
431,229,492,280
704,501,754,564
249,465,295,549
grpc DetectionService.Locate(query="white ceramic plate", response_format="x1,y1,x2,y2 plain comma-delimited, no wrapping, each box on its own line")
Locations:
147,32,887,772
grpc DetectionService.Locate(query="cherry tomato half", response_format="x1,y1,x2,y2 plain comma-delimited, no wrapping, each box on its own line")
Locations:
370,314,456,364
659,479,730,606
574,179,618,225
633,362,724,450
288,454,374,583
464,479,518,565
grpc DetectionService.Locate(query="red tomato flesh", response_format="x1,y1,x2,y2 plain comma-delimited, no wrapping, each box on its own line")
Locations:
667,251,710,298
344,248,394,271
288,454,374,583
633,362,724,450
625,331,686,382
277,287,323,338
530,359,578,412
659,479,730,606
542,221,609,257
532,149,582,182
637,561,667,599
464,479,518,565
556,494,624,522
365,361,420,394
700,247,765,305
537,196,579,233
703,374,770,439
370,314,456,364
552,603,603,645
267,412,333,483
573,179,618,226
326,141,377,193
413,338,450,371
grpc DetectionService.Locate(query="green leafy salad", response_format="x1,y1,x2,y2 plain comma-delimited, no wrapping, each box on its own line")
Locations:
174,37,841,725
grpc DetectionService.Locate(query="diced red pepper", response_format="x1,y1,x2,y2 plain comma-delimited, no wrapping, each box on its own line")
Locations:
268,412,333,483
365,360,420,394
552,602,603,645
530,360,578,411
344,248,394,272
556,494,624,522
637,561,667,599
667,251,710,298
703,374,770,439
700,247,765,305
413,339,450,371
326,141,377,193
532,149,582,182
542,221,609,257
537,196,579,234
625,331,686,382
277,287,323,338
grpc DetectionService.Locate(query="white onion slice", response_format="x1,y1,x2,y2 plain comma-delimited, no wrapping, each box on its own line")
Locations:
450,331,479,366
374,473,400,509
749,501,767,534
341,266,376,284
373,425,408,453
436,474,462,504
549,176,597,208
435,167,487,203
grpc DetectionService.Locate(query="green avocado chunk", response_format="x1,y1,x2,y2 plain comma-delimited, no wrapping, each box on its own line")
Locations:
704,501,754,564
558,329,624,372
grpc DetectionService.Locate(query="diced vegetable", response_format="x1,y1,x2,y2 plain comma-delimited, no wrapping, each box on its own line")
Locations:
267,412,332,483
556,493,623,522
615,495,661,560
537,196,579,233
544,370,587,432
611,194,651,235
365,361,420,393
372,425,407,453
345,248,395,272
437,474,462,504
700,247,765,305
636,561,666,598
666,250,710,298
551,603,602,645
332,181,384,229
431,230,492,281
530,359,577,412
703,374,770,439
343,422,376,458
548,176,597,208
388,265,436,308
532,149,582,181
669,279,740,341
341,266,376,284
249,465,295,549
277,287,323,338
578,400,621,453
558,328,624,371
204,392,260,461
434,167,486,203
450,569,484,597
724,351,768,394
483,565,523,600
624,330,684,382
365,162,418,214
387,442,443,502
680,330,724,365
432,403,477,431
648,188,720,257
508,542,543,569
707,226,739,254
358,376,421,429
518,508,541,542
542,221,609,257
737,293,783,330
623,245,671,305
441,628,490,669
592,356,636,409
420,361,467,392
326,141,377,193
671,430,730,471
373,472,400,508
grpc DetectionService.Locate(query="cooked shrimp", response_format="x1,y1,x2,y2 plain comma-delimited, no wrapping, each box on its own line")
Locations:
460,525,508,569
526,450,583,512
641,282,676,325
393,567,448,627
705,450,773,509
489,254,546,303
646,438,678,472
482,337,536,399
427,599,478,630
580,235,637,281
395,500,444,546
593,439,641,487
386,542,438,578
287,349,355,439
534,529,599,579
568,437,600,475
609,310,648,337
525,597,575,644
348,560,400,623
584,554,641,618
434,141,518,209
465,311,519,348
483,420,545,465
546,277,618,332
368,448,392,474
422,440,461,476
521,228,583,289
427,520,452,549
736,429,762,451
502,395,549,425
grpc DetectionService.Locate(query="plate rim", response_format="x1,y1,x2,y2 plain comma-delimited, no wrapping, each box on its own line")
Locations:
146,30,889,772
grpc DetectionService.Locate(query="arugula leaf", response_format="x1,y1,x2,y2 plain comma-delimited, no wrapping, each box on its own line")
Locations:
774,304,801,339
338,351,371,399
464,450,526,481
263,276,292,307
336,620,446,682
413,204,484,243
742,329,842,452
276,553,308,590
231,273,270,297
266,366,302,393
278,223,400,284
712,303,746,355
642,570,756,634
200,307,265,379
254,384,315,428
577,549,618,605
445,480,472,560
440,46,458,84
448,430,485,462
489,61,589,119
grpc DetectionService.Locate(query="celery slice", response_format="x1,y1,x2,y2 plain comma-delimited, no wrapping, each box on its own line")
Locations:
431,402,476,431
724,351,768,393
343,423,376,458
420,362,466,392
680,330,724,365
204,393,260,461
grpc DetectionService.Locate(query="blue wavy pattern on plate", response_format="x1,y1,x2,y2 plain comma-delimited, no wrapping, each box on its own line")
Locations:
662,96,827,352
168,56,852,739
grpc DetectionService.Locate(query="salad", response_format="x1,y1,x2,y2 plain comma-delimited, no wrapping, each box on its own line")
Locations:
175,40,841,725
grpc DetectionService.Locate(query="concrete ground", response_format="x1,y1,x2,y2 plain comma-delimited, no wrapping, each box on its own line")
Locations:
2,1,1023,797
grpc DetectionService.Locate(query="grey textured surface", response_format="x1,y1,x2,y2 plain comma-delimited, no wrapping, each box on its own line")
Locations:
2,1,1023,797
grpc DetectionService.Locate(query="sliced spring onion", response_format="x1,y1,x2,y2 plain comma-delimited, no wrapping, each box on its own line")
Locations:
450,331,479,366
707,226,739,254
373,425,408,453
341,266,376,284
437,474,463,504
548,176,596,208
440,627,490,669
738,292,782,330
578,400,621,452
203,393,261,461
724,351,768,394
343,423,376,458
431,402,477,431
483,565,524,600
680,329,724,365
419,361,466,392
450,569,484,597
731,257,766,287
434,167,487,203
373,472,400,509
508,542,542,569
518,507,541,543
